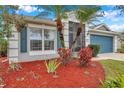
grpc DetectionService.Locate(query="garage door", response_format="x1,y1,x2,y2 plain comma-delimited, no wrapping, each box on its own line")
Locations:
90,35,113,53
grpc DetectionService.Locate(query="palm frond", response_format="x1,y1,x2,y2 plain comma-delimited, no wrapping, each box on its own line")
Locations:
116,5,124,13
34,11,50,19
35,5,76,19
75,6,102,24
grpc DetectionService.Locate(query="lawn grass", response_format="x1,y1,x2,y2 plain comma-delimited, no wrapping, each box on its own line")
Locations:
100,59,124,80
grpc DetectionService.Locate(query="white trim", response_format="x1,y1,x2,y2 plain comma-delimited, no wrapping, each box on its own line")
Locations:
89,29,118,35
29,50,57,56
90,32,115,37
28,23,56,30
93,23,111,31
8,26,19,62
113,36,118,52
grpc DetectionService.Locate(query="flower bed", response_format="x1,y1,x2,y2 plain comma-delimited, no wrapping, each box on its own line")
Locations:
0,58,105,88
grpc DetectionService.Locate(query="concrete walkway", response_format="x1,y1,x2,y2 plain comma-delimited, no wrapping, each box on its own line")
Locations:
92,53,124,61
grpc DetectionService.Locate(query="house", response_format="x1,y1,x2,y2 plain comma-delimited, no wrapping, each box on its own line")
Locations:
8,14,119,62
117,32,124,48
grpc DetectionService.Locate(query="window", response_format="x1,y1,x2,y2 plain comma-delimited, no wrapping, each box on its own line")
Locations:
69,22,74,32
44,29,55,50
69,33,73,48
30,28,42,51
30,27,55,51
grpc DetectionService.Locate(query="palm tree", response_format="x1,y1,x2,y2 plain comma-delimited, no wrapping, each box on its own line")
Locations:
35,5,75,48
70,6,101,49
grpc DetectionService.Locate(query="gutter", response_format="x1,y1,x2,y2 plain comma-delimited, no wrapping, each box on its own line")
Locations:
89,29,119,35
15,15,56,26
25,16,56,26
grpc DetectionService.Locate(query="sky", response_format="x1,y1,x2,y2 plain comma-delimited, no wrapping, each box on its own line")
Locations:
16,5,124,32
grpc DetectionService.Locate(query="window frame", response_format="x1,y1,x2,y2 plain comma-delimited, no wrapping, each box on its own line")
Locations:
44,29,55,50
30,27,43,51
28,24,57,55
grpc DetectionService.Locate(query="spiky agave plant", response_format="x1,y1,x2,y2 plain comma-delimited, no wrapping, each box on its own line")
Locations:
45,59,61,73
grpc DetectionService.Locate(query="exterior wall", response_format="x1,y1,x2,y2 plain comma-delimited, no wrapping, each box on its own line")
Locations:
8,26,19,63
117,37,122,49
9,23,59,63
117,35,124,49
18,23,58,62
89,31,118,52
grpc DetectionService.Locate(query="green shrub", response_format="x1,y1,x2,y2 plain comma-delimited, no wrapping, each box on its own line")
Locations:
121,44,124,49
117,48,124,53
101,74,124,88
0,39,7,57
45,59,61,73
88,44,100,57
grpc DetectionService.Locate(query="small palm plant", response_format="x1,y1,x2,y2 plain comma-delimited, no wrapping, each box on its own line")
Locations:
45,59,61,73
8,61,22,71
101,74,124,88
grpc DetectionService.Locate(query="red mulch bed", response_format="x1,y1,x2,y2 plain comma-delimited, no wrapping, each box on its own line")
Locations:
0,58,105,88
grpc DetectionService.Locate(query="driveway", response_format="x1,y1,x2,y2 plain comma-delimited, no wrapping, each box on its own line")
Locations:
92,53,124,61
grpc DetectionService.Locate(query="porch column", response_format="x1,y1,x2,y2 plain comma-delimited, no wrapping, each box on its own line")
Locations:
63,20,69,48
85,23,90,47
113,35,118,52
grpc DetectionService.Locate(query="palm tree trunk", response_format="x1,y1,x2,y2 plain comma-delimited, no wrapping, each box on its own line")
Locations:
70,22,83,50
56,19,65,48
70,36,78,50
